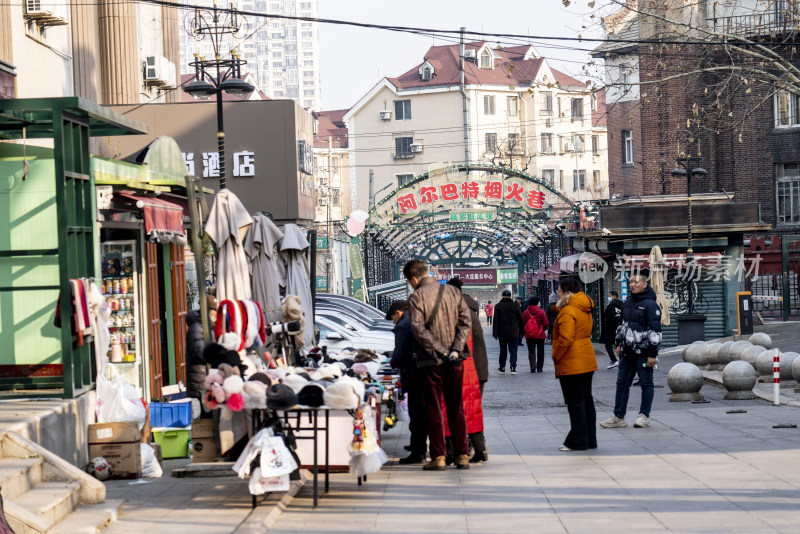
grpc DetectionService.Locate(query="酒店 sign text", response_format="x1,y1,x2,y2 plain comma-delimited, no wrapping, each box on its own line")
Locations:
183,151,256,178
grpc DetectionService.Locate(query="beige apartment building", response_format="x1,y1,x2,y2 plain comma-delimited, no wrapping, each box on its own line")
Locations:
344,42,608,212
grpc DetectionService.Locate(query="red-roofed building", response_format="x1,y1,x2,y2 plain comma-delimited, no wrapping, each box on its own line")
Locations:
312,109,351,238
344,41,608,210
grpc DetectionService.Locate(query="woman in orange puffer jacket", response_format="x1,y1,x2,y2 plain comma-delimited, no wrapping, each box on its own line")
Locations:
552,277,598,452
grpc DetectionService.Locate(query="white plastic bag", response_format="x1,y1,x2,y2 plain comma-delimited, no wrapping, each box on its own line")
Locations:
96,365,146,429
259,436,298,477
140,443,163,478
248,467,290,495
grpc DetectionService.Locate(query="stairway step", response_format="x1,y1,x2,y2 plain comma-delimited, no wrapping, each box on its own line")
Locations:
14,481,80,526
51,499,124,534
0,457,43,500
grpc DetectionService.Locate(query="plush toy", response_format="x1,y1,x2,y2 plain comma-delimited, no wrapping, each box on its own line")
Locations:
204,391,219,410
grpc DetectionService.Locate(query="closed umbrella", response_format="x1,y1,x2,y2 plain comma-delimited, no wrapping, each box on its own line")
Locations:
244,214,284,324
206,189,253,302
280,224,314,349
648,245,670,326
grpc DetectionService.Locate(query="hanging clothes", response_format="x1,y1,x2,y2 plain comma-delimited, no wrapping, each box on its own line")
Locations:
279,224,314,349
54,278,93,347
243,214,285,325
206,189,253,302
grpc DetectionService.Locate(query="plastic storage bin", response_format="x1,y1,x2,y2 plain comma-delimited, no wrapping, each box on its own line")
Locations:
152,428,190,458
149,402,192,428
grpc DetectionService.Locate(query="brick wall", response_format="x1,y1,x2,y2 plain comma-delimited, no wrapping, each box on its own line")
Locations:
606,99,643,197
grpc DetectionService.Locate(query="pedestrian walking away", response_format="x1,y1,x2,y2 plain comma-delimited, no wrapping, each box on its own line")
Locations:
523,296,549,373
551,277,598,452
600,271,662,430
484,300,494,325
601,290,624,369
492,289,524,374
546,298,558,344
515,297,526,346
388,299,427,465
404,260,472,471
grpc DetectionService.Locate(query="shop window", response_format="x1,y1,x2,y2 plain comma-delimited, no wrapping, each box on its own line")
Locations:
777,162,800,225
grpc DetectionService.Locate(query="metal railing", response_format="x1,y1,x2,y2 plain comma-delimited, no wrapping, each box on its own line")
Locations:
707,11,800,38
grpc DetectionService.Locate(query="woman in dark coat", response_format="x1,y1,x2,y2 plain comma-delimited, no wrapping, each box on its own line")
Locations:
186,296,217,403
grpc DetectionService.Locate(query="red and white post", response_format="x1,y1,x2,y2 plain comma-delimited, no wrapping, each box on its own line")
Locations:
773,352,781,406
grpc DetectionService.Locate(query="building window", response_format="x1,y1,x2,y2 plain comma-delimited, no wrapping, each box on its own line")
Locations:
775,90,800,127
593,170,601,188
484,95,495,115
421,67,432,81
623,130,633,164
619,63,631,93
395,137,414,158
540,133,553,153
330,188,341,206
573,170,586,191
301,31,313,38
507,96,519,117
592,135,599,155
394,100,412,120
303,70,314,77
479,49,493,69
572,134,585,154
540,91,553,115
591,93,598,111
397,173,414,187
508,133,522,154
777,162,800,224
542,169,555,186
559,170,564,189
485,133,497,153
304,90,315,96
571,97,584,118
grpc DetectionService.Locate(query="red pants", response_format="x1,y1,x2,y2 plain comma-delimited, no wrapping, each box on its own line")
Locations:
420,362,468,459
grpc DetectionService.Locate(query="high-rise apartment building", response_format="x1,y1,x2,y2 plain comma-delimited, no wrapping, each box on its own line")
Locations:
178,0,321,109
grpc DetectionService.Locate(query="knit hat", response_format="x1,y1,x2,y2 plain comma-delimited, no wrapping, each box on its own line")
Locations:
219,332,242,351
242,381,267,409
297,381,327,407
323,376,365,410
249,372,272,386
266,383,298,411
282,373,309,394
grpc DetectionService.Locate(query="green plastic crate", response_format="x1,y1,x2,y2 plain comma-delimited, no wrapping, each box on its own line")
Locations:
152,428,190,459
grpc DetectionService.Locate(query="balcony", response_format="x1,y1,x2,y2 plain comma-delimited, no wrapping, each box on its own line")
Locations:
707,11,799,39
392,151,414,160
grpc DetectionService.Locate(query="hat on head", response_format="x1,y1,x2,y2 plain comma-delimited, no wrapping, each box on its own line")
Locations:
266,383,298,411
297,381,328,407
502,289,512,297
384,299,408,320
219,332,242,352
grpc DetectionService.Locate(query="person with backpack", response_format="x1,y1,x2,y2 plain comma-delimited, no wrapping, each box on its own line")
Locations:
523,296,549,373
484,300,494,325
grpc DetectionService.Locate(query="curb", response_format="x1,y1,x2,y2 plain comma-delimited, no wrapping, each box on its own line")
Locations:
233,469,311,533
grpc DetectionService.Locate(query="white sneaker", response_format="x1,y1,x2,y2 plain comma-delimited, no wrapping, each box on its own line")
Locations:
607,361,619,369
634,413,650,428
599,415,627,428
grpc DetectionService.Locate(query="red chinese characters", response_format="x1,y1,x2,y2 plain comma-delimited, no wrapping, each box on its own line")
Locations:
397,193,418,214
526,190,545,209
505,183,524,202
484,181,502,200
420,186,439,204
461,181,480,200
440,183,459,201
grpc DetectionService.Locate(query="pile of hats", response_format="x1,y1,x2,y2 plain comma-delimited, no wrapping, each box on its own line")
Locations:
203,361,368,412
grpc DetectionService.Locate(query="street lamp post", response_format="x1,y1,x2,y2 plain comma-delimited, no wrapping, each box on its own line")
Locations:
183,2,254,190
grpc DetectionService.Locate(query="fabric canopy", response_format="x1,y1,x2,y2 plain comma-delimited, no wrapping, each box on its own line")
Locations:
545,253,582,280
117,192,186,244
244,214,284,325
206,189,253,302
279,224,313,349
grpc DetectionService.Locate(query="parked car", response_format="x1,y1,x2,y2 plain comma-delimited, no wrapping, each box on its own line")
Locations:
316,293,386,321
315,304,394,332
315,316,394,354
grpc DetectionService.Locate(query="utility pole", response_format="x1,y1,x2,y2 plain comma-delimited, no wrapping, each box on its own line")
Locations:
460,27,470,166
327,136,333,293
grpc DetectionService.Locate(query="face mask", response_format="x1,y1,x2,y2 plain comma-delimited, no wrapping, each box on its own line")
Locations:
608,297,613,302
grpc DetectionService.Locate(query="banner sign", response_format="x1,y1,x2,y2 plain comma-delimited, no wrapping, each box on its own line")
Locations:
497,268,519,284
448,209,497,223
316,236,328,251
433,268,496,285
315,276,328,291
348,239,366,302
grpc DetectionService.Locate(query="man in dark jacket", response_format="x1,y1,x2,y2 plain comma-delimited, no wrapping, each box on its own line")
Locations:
186,295,217,405
492,289,525,374
601,290,624,369
388,299,427,465
405,259,472,471
600,273,662,430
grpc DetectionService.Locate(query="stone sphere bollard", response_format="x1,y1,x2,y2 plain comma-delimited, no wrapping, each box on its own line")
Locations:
748,332,772,349
756,349,780,382
740,345,765,370
728,340,753,361
792,356,800,393
722,361,759,400
780,352,799,388
667,362,704,402
683,342,709,368
718,341,736,365
707,343,723,368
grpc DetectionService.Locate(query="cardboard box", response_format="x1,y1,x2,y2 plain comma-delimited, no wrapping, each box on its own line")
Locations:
148,442,162,466
88,422,142,479
191,419,217,463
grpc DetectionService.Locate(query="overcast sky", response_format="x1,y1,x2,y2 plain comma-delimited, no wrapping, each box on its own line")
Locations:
317,0,602,111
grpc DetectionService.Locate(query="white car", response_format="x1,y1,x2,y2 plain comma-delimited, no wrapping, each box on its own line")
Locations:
315,316,394,354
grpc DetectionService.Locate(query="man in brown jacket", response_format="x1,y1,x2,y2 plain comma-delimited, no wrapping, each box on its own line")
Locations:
404,260,472,471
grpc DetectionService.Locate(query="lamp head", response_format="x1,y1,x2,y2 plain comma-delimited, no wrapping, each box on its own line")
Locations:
670,167,688,178
691,167,708,177
220,77,255,97
183,79,217,99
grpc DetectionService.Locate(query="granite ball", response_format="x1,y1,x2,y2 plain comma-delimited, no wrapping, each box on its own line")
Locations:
740,345,765,370
718,341,736,364
748,332,772,349
728,340,753,361
722,360,759,400
683,342,709,367
706,343,723,366
780,352,799,385
791,357,800,393
667,362,704,402
756,349,780,382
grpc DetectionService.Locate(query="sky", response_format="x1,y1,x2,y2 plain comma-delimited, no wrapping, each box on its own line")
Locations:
317,0,603,111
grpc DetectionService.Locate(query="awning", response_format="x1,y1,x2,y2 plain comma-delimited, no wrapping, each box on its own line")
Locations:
117,192,187,245
545,253,583,280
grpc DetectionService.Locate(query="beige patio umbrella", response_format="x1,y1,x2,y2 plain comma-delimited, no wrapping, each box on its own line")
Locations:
648,245,670,326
